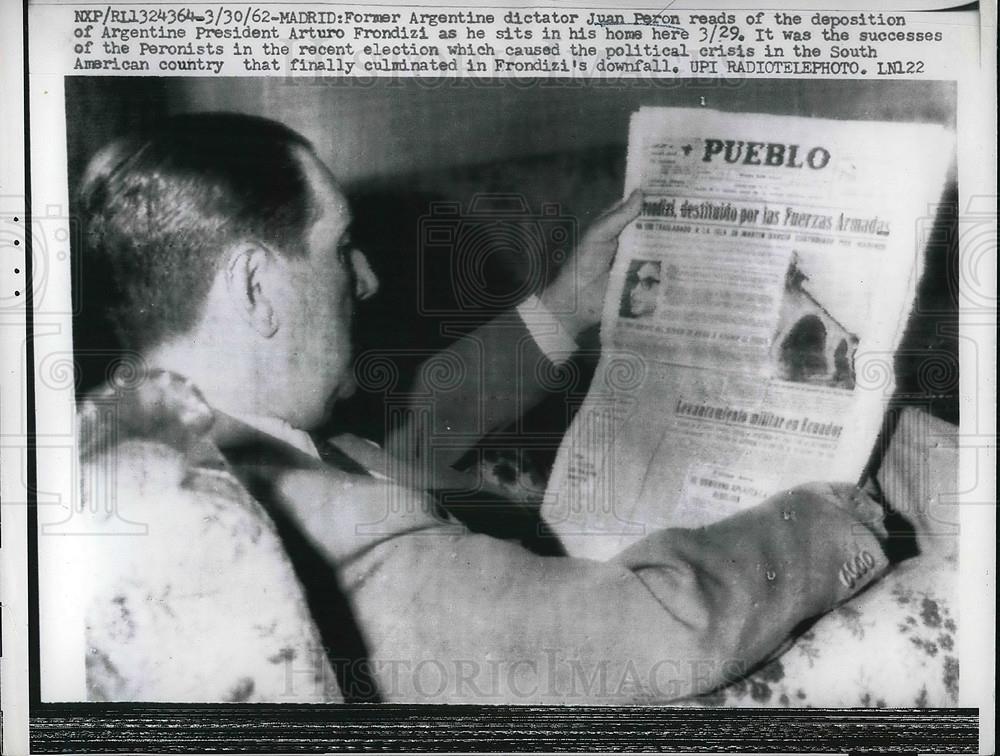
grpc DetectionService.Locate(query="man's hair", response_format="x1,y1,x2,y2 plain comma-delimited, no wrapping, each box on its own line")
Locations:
79,112,320,351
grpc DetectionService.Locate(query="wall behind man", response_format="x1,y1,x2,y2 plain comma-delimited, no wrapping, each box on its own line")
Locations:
162,77,955,185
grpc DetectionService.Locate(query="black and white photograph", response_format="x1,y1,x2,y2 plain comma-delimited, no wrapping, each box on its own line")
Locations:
619,258,663,319
2,48,990,750
771,254,860,390
38,76,962,708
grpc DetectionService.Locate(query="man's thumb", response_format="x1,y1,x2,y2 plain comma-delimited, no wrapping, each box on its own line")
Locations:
590,189,642,240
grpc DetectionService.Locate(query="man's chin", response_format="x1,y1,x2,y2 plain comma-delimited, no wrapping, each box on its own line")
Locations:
319,376,357,421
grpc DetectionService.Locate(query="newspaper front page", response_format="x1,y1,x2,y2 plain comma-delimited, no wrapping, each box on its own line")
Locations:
544,107,953,557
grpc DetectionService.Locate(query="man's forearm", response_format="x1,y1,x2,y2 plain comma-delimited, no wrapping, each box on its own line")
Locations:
275,471,890,703
385,309,574,472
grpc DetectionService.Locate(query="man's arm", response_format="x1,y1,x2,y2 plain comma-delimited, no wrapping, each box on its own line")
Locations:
269,467,889,703
384,192,642,473
383,309,564,472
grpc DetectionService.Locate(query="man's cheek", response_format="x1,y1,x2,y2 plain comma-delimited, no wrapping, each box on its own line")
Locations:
337,375,358,399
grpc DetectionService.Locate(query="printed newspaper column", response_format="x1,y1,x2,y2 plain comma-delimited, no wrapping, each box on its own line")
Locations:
544,107,953,560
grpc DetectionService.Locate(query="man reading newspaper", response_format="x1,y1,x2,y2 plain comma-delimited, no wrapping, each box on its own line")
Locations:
65,112,898,703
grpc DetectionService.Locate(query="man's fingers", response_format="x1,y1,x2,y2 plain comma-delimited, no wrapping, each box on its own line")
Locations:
588,189,643,242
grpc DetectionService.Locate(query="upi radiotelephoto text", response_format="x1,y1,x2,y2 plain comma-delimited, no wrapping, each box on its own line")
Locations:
69,7,945,76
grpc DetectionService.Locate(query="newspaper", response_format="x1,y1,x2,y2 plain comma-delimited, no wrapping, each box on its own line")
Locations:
544,107,953,559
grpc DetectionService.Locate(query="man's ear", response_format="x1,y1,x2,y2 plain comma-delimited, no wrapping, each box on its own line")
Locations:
225,243,279,338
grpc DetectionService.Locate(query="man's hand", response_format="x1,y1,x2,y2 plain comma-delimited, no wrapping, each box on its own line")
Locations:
540,190,642,339
783,481,890,544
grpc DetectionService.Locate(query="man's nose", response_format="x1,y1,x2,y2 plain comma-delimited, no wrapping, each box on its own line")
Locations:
350,249,380,301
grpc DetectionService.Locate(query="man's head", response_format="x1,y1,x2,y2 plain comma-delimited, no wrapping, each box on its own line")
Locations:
627,260,661,318
81,113,378,428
